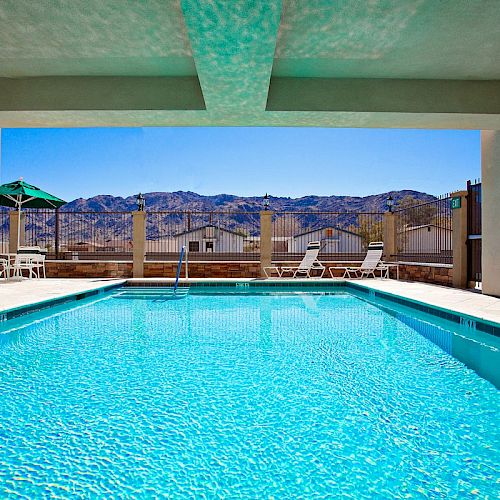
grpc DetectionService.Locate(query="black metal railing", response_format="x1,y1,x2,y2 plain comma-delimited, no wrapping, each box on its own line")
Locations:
467,180,481,283
146,211,261,261
272,211,384,261
394,195,453,264
24,210,133,260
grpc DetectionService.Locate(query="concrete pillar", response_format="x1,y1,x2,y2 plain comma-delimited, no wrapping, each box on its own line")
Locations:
132,211,146,278
382,212,397,261
260,210,273,277
451,190,468,289
9,210,25,253
481,130,500,297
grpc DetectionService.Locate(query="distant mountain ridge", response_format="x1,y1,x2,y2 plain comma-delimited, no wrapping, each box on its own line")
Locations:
65,190,435,213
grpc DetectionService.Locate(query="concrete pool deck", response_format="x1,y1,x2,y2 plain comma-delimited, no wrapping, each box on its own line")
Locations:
0,277,499,325
0,278,126,314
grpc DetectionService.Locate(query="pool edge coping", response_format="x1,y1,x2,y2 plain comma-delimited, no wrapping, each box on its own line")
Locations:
1,279,498,337
0,280,126,322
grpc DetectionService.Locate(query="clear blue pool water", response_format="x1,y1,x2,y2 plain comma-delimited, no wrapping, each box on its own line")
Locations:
0,288,498,498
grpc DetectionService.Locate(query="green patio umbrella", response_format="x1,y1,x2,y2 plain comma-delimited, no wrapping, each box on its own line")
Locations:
0,178,66,250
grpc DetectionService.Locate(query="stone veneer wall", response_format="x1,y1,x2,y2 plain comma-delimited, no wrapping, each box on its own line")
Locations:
144,262,261,278
396,263,453,287
45,260,453,286
46,261,133,278
45,261,260,279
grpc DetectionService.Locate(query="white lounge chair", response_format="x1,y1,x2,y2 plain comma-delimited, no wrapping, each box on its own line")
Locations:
330,242,384,279
264,241,325,278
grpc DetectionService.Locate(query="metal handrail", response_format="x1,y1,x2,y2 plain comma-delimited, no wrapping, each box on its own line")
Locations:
173,246,186,292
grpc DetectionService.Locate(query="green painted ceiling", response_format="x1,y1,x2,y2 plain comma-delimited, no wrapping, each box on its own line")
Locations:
274,0,500,80
0,0,499,128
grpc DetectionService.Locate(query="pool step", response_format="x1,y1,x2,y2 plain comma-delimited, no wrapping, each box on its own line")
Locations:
113,287,190,300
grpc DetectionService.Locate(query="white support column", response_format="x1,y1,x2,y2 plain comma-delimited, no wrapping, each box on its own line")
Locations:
481,130,500,297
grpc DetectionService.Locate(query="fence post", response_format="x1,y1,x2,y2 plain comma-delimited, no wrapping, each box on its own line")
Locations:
133,211,146,278
260,210,273,277
451,190,468,289
383,212,397,261
9,210,25,253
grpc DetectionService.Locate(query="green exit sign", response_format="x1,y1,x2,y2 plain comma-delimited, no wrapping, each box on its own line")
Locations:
451,197,461,209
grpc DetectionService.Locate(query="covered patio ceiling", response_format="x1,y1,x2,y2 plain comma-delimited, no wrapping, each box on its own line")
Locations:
0,0,499,129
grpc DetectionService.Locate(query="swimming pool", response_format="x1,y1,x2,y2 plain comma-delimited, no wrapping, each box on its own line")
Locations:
0,286,498,497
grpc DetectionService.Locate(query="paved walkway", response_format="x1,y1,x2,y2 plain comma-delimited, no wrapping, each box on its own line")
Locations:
347,279,500,324
0,278,125,313
1,277,499,325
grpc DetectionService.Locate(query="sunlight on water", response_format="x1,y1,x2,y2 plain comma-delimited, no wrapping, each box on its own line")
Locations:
0,292,498,497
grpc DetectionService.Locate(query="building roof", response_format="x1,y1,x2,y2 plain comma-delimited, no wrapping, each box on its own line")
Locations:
401,224,452,232
173,224,245,238
293,226,361,238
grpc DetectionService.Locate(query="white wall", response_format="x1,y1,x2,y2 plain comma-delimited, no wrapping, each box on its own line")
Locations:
292,228,363,254
403,226,452,253
174,227,244,253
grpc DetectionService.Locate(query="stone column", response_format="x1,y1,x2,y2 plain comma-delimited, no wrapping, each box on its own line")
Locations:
382,212,397,261
132,211,146,278
260,210,273,277
451,190,468,289
9,210,26,254
481,130,500,297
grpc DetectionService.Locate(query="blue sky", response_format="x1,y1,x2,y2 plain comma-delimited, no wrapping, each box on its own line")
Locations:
0,127,479,201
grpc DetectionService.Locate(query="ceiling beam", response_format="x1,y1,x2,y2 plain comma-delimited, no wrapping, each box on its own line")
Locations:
0,77,205,111
180,0,282,112
267,78,500,114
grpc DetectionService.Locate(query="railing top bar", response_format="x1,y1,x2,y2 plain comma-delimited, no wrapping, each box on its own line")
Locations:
148,210,262,215
393,197,452,212
18,209,388,216
27,211,134,215
272,211,385,215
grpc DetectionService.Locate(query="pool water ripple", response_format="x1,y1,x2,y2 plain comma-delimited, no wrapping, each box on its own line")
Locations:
0,292,498,498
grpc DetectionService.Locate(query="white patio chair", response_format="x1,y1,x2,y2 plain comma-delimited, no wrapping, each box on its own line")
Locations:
264,241,325,278
11,246,47,279
11,254,38,279
30,253,46,278
0,257,9,280
329,241,384,279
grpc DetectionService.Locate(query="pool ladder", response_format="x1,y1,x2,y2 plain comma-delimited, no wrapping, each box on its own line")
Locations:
113,247,189,300
173,245,188,293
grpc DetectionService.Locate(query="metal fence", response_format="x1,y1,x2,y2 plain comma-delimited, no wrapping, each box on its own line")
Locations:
24,210,133,260
6,209,387,262
272,211,384,261
394,195,453,264
6,205,458,265
146,211,261,261
467,180,481,283
0,209,9,254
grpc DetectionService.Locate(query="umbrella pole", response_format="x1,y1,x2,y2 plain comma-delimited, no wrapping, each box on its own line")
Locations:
17,194,21,251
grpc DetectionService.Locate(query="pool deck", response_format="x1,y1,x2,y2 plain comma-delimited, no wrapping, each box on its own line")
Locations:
0,278,126,314
0,277,499,325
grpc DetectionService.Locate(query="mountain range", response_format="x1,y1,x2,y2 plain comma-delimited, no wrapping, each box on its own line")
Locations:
1,190,437,248
64,189,435,213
